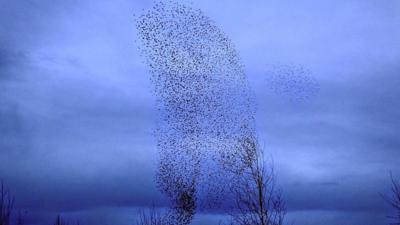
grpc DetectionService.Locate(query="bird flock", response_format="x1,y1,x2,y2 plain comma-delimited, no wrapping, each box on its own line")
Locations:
136,1,318,224
136,1,258,224
265,63,320,102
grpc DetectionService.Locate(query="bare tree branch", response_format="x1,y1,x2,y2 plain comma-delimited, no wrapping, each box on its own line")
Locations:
384,173,400,225
229,143,286,225
0,180,14,225
135,205,165,225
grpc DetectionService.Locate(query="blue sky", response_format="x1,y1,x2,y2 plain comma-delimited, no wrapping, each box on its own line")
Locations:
1,0,400,224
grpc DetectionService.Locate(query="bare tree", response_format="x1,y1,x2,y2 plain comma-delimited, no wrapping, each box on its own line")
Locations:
17,210,25,225
0,180,14,225
135,205,164,225
384,174,400,225
54,215,66,225
229,141,286,225
53,215,83,225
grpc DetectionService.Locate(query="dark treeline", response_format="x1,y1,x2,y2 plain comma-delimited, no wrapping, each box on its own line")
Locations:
2,174,400,225
0,180,14,225
0,181,79,225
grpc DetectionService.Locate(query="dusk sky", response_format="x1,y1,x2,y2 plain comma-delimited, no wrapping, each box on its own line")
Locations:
1,0,400,224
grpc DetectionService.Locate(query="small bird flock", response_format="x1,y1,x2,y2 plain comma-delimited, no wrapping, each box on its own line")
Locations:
266,63,320,102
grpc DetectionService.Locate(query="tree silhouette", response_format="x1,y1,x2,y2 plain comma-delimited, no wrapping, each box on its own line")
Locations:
385,174,400,225
54,215,68,225
53,215,81,225
229,143,285,225
135,205,164,225
16,210,25,225
0,180,14,225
